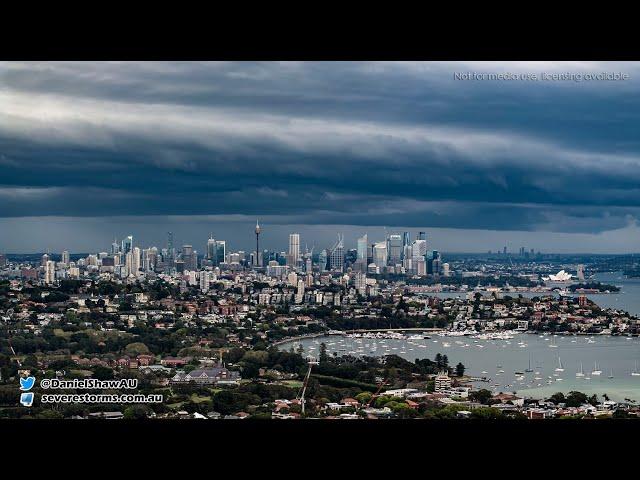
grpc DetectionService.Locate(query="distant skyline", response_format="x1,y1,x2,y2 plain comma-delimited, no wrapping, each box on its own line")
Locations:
1,217,640,254
2,61,640,252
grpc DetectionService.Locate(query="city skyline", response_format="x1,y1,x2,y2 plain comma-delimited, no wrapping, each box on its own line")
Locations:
3,62,640,252
2,218,640,255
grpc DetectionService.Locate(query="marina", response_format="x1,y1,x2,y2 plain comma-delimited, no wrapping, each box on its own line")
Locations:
279,332,640,402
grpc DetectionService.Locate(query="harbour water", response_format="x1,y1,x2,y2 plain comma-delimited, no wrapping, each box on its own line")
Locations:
278,271,640,401
280,333,640,402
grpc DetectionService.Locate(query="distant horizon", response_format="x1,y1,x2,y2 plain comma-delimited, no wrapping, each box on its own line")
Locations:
1,219,639,256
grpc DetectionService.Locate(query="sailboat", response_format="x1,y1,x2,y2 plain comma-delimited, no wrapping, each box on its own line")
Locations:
555,357,564,372
632,360,640,377
576,362,585,377
591,361,602,376
549,336,558,348
525,355,533,373
608,368,614,379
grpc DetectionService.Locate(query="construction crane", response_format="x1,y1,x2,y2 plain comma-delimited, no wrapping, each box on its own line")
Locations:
298,356,319,415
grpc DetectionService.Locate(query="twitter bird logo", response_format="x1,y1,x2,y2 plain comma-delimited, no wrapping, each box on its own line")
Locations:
20,376,35,391
20,392,34,407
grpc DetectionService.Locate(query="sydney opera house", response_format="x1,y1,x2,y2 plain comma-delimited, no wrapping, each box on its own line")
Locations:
544,270,573,282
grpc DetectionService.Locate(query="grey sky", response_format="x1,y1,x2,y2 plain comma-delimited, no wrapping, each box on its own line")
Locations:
1,61,639,253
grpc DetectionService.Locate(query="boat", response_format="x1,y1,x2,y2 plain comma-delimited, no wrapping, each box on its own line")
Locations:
525,355,534,373
576,362,585,378
549,336,558,348
632,361,640,377
591,361,602,376
608,368,614,379
555,357,564,372
514,371,525,375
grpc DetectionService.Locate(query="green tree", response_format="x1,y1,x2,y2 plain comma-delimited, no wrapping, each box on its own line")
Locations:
455,362,465,377
355,392,372,405
124,342,150,357
468,389,492,405
124,405,152,419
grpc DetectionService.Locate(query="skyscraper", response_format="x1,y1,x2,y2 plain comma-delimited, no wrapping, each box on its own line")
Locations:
329,234,344,272
355,233,368,272
357,234,368,261
182,245,197,271
132,247,141,275
319,249,328,272
373,242,387,270
45,260,56,284
288,233,300,268
207,235,217,262
215,240,226,265
122,235,133,255
388,234,402,266
61,250,70,265
402,232,411,259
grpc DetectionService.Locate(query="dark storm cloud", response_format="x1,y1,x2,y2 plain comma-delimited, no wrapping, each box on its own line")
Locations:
2,61,640,248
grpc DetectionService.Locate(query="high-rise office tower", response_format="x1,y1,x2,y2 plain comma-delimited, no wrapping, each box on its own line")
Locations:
354,233,368,272
125,251,133,275
111,239,120,255
132,247,141,274
402,245,413,270
329,234,344,272
207,235,217,262
166,232,175,269
412,239,427,258
373,242,388,270
122,235,133,255
388,234,402,266
418,232,427,241
41,253,49,267
319,249,328,272
357,234,368,261
61,250,70,265
401,232,411,260
288,233,300,268
215,240,226,265
181,245,197,271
